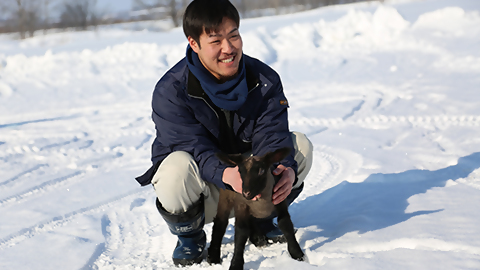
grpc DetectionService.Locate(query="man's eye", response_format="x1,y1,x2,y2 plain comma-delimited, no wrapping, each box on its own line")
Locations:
258,168,265,175
211,40,220,44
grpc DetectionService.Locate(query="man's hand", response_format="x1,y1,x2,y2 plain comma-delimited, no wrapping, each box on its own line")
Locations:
222,166,242,193
222,167,262,200
272,165,295,205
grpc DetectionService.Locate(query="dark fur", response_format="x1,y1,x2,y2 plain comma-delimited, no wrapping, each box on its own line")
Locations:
208,148,305,270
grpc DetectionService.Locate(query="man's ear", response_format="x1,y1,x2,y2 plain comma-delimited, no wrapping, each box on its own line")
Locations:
188,36,200,53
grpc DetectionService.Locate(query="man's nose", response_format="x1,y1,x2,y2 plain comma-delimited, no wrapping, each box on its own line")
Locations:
221,39,234,54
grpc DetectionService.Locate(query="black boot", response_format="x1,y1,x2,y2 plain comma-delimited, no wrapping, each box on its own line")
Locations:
156,194,206,266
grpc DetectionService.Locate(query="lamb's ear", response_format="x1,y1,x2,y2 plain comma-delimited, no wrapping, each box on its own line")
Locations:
215,152,244,166
263,147,292,165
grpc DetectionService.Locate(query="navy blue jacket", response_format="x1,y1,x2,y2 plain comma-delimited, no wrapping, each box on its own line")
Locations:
135,54,297,189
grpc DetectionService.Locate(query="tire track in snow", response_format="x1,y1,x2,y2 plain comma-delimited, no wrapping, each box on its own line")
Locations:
0,149,131,208
304,149,342,195
0,170,85,207
92,211,162,269
0,188,148,250
79,215,110,270
2,130,153,155
295,146,363,203
87,195,177,269
0,114,81,129
0,163,48,188
291,114,480,128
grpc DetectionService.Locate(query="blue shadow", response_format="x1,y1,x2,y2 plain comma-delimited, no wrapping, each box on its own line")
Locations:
290,152,480,250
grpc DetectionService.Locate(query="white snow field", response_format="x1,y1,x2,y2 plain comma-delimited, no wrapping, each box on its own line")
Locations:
1,0,480,269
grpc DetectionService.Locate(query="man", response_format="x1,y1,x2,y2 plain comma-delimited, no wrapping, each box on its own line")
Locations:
136,0,313,266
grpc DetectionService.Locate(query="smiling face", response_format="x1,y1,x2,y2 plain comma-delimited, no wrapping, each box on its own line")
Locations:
188,17,243,83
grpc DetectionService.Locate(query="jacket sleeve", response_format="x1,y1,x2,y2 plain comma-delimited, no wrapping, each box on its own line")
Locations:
151,79,228,189
251,73,298,177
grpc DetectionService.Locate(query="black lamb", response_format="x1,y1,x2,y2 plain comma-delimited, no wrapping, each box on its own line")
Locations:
208,147,306,270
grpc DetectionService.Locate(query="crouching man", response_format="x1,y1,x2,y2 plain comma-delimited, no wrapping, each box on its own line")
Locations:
136,0,313,266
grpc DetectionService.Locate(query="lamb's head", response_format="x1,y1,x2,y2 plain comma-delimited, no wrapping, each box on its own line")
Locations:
216,147,291,200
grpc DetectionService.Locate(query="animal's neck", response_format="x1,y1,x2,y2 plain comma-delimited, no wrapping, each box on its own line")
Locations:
260,172,275,199
245,172,276,218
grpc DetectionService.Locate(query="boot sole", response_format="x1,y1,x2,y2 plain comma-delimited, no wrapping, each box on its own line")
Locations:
173,255,204,266
173,249,206,267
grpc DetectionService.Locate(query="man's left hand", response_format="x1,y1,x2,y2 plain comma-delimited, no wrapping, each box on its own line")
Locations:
272,165,295,205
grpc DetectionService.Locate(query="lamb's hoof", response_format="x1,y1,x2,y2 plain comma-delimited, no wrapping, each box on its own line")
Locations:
207,257,221,264
228,257,245,270
289,247,308,262
295,253,309,263
229,263,244,270
207,254,221,264
207,248,221,264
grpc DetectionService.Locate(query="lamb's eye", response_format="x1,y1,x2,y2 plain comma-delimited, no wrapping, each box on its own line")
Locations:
258,168,265,175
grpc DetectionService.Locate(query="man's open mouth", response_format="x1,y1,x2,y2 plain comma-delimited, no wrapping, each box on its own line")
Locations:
220,56,235,63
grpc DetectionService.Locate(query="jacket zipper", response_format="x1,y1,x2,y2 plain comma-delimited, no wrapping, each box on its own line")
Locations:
249,82,260,93
189,95,220,119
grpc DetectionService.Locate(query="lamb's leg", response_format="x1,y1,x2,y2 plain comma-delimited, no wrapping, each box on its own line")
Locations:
230,204,250,270
207,191,233,264
275,201,305,261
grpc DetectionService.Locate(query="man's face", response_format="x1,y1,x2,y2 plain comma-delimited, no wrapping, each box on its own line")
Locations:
189,17,243,83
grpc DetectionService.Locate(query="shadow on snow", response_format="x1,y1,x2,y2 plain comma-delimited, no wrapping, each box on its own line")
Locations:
291,152,480,250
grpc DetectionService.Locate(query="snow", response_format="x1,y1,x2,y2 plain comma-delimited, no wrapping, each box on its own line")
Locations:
1,0,480,269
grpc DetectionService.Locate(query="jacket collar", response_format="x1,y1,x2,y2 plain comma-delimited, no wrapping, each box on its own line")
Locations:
186,59,261,137
187,65,259,99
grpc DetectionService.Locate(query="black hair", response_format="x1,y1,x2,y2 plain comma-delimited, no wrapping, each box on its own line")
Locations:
183,0,240,48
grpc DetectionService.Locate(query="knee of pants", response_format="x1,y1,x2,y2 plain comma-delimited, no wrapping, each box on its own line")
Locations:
152,151,199,196
291,131,313,189
292,131,313,157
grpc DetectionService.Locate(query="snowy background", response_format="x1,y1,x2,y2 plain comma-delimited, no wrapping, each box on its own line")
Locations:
1,0,480,269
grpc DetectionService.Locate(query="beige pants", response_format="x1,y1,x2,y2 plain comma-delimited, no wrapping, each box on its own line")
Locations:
152,131,313,224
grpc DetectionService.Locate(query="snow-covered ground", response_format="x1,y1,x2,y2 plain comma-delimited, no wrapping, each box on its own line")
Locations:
1,0,480,269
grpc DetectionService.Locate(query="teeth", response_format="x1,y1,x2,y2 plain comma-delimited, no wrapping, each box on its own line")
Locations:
221,57,234,63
